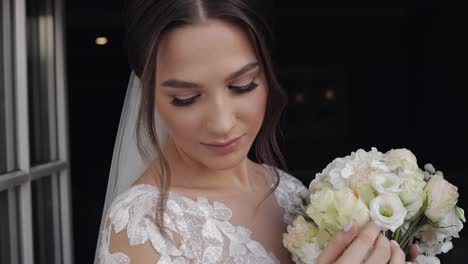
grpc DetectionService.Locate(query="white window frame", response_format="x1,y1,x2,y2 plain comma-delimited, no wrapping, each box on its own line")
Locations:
0,0,73,263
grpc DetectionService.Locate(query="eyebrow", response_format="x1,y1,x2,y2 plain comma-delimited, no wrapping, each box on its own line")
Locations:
160,62,259,89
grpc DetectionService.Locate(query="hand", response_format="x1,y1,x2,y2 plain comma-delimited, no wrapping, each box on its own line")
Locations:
316,220,419,264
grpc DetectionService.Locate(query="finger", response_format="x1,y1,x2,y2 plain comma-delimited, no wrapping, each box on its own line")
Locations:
335,220,382,264
408,244,419,262
364,234,391,264
389,240,405,264
317,219,357,264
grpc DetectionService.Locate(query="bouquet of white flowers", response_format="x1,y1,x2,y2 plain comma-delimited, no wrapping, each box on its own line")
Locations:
283,148,465,264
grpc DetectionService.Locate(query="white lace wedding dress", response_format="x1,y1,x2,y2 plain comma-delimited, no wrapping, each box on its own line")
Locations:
97,166,307,264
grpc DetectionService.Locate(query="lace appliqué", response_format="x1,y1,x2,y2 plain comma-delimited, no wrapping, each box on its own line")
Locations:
98,167,307,264
273,169,309,225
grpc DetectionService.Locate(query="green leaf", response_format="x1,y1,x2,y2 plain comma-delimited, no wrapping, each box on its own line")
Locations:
455,206,466,222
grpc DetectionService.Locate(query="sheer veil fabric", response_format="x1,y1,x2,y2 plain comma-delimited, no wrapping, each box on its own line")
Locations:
93,72,168,263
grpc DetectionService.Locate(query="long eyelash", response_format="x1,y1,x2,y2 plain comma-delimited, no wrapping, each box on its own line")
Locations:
170,94,200,106
170,82,258,107
230,82,258,94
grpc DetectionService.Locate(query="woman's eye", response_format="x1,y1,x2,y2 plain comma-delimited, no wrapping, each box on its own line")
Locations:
169,82,258,106
229,81,258,94
170,94,201,106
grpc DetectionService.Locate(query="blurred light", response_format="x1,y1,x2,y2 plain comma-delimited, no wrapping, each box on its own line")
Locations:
95,37,109,45
295,93,305,104
324,88,335,100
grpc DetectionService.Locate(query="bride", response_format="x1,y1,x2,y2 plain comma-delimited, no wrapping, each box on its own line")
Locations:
94,1,418,263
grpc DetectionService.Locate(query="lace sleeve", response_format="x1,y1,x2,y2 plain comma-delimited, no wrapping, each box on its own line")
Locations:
97,186,189,264
273,168,310,225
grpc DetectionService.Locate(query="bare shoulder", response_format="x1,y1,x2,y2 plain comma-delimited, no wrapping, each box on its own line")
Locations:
132,172,157,187
248,160,277,187
131,161,161,187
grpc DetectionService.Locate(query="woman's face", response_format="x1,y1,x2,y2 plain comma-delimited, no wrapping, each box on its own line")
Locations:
155,18,268,170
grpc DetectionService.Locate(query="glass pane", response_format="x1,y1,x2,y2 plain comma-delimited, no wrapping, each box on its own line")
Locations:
0,191,11,264
0,28,7,174
0,188,20,264
0,0,3,91
0,0,17,174
32,176,61,263
27,0,57,166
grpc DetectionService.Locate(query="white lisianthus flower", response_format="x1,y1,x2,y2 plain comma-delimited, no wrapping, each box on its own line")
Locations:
369,193,407,232
424,175,459,223
371,173,401,194
414,208,464,258
414,225,453,256
384,148,420,173
438,208,464,239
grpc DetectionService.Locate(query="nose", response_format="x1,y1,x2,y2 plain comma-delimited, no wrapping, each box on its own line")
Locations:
204,96,236,137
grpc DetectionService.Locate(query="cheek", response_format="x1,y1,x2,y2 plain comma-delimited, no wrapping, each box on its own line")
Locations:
237,85,268,132
155,96,200,143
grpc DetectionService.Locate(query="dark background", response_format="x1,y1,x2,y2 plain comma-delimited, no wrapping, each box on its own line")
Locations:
66,1,468,263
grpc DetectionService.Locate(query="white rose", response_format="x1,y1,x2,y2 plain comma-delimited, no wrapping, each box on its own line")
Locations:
399,176,426,219
399,169,425,181
369,193,407,232
424,175,459,223
371,173,401,194
404,197,424,220
385,148,420,173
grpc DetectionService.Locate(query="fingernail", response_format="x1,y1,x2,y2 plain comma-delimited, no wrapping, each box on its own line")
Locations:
415,244,420,253
343,220,353,232
390,240,399,247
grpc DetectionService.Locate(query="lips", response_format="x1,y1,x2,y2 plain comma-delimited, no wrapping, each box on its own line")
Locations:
204,136,243,147
201,135,244,155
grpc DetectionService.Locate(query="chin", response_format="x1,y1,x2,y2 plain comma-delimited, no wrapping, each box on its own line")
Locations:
194,146,251,171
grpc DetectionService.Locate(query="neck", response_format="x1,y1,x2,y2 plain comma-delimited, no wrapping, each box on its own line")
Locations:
161,137,255,194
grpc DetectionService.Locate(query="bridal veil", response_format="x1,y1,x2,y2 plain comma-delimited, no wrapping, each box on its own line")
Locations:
93,72,168,263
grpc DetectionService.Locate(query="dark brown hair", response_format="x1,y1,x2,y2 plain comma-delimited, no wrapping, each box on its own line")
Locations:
126,0,288,234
